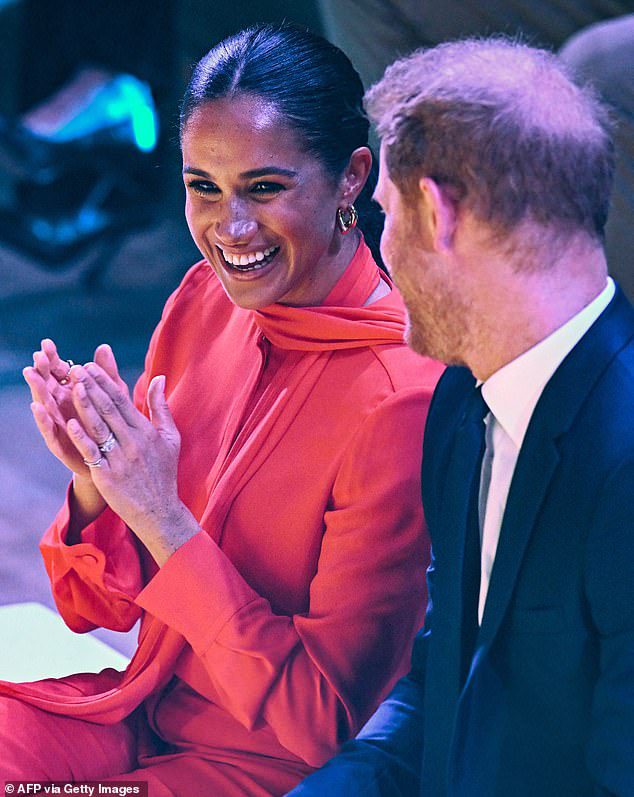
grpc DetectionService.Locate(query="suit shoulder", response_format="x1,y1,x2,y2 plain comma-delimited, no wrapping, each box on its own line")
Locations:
426,366,475,430
585,338,634,448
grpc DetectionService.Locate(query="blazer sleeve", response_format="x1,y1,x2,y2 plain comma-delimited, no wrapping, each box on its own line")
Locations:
584,459,634,797
284,370,454,792
135,388,431,768
285,559,434,796
39,497,144,633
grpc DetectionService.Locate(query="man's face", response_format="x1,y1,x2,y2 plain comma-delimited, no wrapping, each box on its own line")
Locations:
374,145,470,365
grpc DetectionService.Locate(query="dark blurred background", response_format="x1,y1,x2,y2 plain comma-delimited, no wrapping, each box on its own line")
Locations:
0,0,631,657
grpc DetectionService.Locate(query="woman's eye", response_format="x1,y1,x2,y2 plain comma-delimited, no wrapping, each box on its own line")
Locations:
251,182,285,196
187,181,220,197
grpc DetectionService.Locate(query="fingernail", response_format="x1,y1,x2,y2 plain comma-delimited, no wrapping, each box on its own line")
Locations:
85,362,98,374
68,419,80,434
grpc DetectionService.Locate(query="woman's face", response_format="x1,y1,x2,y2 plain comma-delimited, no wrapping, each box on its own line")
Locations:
182,94,357,309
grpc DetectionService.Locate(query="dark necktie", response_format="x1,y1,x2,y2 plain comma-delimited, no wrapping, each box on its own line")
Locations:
456,387,489,686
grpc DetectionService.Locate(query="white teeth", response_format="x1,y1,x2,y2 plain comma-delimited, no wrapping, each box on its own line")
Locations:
218,245,279,270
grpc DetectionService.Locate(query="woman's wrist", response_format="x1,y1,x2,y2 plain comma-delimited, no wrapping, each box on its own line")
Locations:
140,501,201,567
67,473,107,544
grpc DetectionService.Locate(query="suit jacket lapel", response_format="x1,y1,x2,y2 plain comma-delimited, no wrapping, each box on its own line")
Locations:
478,428,560,645
423,379,483,791
479,289,634,646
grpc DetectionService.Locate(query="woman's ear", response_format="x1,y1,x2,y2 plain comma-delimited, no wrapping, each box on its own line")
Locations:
340,146,373,204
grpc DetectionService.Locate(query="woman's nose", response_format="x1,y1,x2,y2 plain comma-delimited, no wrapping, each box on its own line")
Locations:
215,201,258,245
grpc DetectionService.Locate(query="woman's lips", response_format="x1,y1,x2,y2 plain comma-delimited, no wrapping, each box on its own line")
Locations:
218,245,280,272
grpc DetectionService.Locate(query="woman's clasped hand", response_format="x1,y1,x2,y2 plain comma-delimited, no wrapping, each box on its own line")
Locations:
23,338,126,477
24,339,198,565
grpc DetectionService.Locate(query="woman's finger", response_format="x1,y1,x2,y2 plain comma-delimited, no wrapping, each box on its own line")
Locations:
71,379,121,449
83,362,140,428
31,401,59,456
67,418,110,471
70,365,137,442
23,366,44,403
41,338,74,383
94,344,128,392
33,350,52,381
147,375,179,446
23,366,66,426
30,395,93,476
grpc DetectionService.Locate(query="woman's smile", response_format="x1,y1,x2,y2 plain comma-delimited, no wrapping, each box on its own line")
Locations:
216,244,281,274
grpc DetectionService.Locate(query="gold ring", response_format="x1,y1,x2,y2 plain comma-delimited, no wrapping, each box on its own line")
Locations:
59,359,75,386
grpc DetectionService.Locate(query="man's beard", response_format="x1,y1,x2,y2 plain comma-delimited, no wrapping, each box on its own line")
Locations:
384,209,471,366
401,280,470,367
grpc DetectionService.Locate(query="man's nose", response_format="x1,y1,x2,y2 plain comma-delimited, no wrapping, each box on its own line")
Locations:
215,200,258,245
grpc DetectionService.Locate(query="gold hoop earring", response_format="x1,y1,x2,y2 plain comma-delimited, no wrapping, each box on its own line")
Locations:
336,204,358,234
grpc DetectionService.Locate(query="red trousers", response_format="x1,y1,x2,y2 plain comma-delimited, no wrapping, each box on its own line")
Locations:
0,691,306,796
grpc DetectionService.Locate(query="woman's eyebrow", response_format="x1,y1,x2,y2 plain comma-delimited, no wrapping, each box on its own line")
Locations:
182,166,299,179
240,167,298,179
182,166,211,177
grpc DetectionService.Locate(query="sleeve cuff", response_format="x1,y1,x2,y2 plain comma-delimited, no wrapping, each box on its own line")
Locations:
134,530,259,654
40,483,108,579
39,483,142,596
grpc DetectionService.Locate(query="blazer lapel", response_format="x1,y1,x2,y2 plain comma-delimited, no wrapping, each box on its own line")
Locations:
478,429,560,645
479,288,634,645
423,380,484,791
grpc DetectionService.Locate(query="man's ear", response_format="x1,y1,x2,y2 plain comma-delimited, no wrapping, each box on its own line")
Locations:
340,147,373,204
417,177,459,253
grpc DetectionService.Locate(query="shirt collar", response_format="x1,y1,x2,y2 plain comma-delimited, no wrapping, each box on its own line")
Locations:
481,278,615,448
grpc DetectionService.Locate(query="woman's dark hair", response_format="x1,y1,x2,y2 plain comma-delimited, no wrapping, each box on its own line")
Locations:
180,23,385,270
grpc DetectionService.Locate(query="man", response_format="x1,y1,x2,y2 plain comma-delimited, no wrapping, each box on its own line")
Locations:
317,3,634,302
289,39,634,796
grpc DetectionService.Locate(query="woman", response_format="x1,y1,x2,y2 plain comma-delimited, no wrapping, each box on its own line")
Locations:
2,24,443,796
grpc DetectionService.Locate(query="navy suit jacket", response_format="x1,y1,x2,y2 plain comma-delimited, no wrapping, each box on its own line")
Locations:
289,288,634,797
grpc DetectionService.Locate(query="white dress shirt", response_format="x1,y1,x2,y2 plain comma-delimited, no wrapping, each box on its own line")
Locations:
477,278,615,623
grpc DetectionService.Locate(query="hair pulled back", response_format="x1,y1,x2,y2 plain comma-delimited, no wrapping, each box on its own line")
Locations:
181,23,385,269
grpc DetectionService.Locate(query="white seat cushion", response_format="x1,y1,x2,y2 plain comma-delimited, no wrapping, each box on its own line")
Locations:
0,601,130,681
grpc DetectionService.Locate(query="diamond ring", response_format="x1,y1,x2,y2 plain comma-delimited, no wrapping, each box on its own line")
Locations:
98,432,116,454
